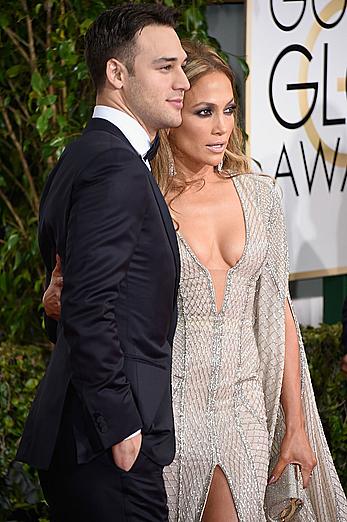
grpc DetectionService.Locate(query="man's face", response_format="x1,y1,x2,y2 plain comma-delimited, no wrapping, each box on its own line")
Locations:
122,25,190,138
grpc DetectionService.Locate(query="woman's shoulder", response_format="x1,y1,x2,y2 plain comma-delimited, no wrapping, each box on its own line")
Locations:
231,171,277,200
233,170,274,184
230,172,284,225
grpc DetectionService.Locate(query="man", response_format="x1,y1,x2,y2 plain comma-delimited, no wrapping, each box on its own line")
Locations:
16,5,189,521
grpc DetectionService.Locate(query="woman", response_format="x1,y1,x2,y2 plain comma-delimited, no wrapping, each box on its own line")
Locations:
43,41,347,521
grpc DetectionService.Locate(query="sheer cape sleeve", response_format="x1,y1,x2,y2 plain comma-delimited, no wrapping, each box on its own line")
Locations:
254,175,347,521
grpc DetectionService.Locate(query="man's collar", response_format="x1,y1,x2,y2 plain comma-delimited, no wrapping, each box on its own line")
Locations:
92,105,151,160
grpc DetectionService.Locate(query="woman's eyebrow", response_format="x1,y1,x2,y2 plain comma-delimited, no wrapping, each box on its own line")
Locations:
191,98,235,108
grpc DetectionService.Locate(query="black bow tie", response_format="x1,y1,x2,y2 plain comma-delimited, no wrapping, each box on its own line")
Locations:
143,133,160,162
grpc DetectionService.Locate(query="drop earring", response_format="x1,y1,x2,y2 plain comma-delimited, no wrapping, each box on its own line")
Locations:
169,160,176,177
217,158,224,173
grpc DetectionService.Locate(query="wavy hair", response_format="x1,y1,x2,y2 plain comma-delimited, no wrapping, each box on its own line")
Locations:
151,39,250,200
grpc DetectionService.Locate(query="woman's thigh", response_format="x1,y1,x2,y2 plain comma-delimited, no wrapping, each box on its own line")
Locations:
202,465,239,522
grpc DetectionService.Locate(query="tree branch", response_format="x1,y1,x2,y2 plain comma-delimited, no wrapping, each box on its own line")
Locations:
0,189,27,237
0,101,39,214
21,0,37,71
60,0,68,114
3,27,30,65
45,0,57,126
0,161,36,213
8,80,30,121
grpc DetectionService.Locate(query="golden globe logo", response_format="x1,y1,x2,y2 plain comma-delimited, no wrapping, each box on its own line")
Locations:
268,0,346,195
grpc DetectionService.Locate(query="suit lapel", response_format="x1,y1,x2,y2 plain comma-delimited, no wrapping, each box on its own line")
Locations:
83,118,180,300
146,171,180,303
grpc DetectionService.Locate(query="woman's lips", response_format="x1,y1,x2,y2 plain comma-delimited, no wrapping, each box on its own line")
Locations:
206,143,225,153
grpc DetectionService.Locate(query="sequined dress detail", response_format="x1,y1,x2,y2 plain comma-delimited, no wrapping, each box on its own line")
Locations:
163,174,347,522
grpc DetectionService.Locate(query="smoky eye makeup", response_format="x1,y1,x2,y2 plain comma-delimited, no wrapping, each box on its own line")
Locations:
225,101,237,113
194,107,213,117
194,101,237,117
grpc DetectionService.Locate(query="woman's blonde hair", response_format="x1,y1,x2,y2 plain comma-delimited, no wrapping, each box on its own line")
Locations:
151,39,250,198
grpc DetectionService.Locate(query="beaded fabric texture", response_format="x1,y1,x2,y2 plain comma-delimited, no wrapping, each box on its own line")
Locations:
163,173,347,522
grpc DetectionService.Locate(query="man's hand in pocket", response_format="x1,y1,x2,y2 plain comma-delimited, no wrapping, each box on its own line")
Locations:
111,432,142,472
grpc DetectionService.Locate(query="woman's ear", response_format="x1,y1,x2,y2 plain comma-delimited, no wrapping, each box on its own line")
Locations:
105,58,127,90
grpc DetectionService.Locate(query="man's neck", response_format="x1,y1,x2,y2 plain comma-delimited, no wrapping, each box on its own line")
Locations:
95,94,156,141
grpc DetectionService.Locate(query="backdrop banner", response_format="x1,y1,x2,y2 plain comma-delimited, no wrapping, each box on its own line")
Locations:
246,0,346,279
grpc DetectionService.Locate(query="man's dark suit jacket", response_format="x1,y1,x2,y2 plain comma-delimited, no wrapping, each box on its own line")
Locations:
17,118,180,470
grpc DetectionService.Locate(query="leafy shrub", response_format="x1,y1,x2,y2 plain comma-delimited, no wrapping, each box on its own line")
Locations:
0,342,50,522
0,0,97,344
0,324,346,520
302,323,347,487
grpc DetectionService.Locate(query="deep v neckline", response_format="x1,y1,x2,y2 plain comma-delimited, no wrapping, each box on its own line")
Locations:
176,175,249,315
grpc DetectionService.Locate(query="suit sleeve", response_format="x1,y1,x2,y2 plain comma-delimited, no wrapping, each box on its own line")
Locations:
61,147,146,449
39,158,64,346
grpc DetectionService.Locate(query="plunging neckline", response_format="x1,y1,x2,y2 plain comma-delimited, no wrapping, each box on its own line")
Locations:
176,175,249,315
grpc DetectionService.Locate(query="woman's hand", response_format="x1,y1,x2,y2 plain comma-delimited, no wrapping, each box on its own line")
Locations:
43,254,63,320
275,301,317,489
268,426,317,489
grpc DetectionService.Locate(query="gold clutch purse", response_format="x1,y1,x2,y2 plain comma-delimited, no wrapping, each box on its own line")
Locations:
265,463,304,521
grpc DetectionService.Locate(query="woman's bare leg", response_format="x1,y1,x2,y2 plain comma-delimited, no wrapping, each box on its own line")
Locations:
202,466,239,522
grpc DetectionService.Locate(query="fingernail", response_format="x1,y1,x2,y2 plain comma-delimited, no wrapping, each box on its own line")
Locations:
268,475,276,485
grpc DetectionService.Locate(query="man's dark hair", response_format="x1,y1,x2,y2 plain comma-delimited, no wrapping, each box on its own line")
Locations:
85,4,179,90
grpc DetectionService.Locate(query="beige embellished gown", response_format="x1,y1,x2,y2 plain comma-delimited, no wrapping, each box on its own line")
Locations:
164,174,347,521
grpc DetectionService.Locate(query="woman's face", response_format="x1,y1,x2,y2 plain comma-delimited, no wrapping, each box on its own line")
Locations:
169,71,235,171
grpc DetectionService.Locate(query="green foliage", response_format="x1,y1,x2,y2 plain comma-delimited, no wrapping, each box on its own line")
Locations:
0,0,225,345
0,341,50,521
0,0,99,344
301,323,347,486
0,325,346,519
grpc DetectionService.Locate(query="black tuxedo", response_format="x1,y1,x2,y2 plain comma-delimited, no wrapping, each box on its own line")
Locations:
17,118,179,520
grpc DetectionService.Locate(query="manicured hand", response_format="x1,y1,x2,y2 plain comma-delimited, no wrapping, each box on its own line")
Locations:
43,254,63,320
112,432,142,472
268,427,317,488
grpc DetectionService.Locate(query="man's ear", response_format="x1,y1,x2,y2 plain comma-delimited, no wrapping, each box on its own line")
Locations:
105,58,127,89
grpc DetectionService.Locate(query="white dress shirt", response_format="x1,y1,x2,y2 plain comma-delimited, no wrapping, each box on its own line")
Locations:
92,105,150,441
93,105,152,170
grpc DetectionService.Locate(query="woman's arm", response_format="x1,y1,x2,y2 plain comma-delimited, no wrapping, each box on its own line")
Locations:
281,300,305,431
269,300,317,488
